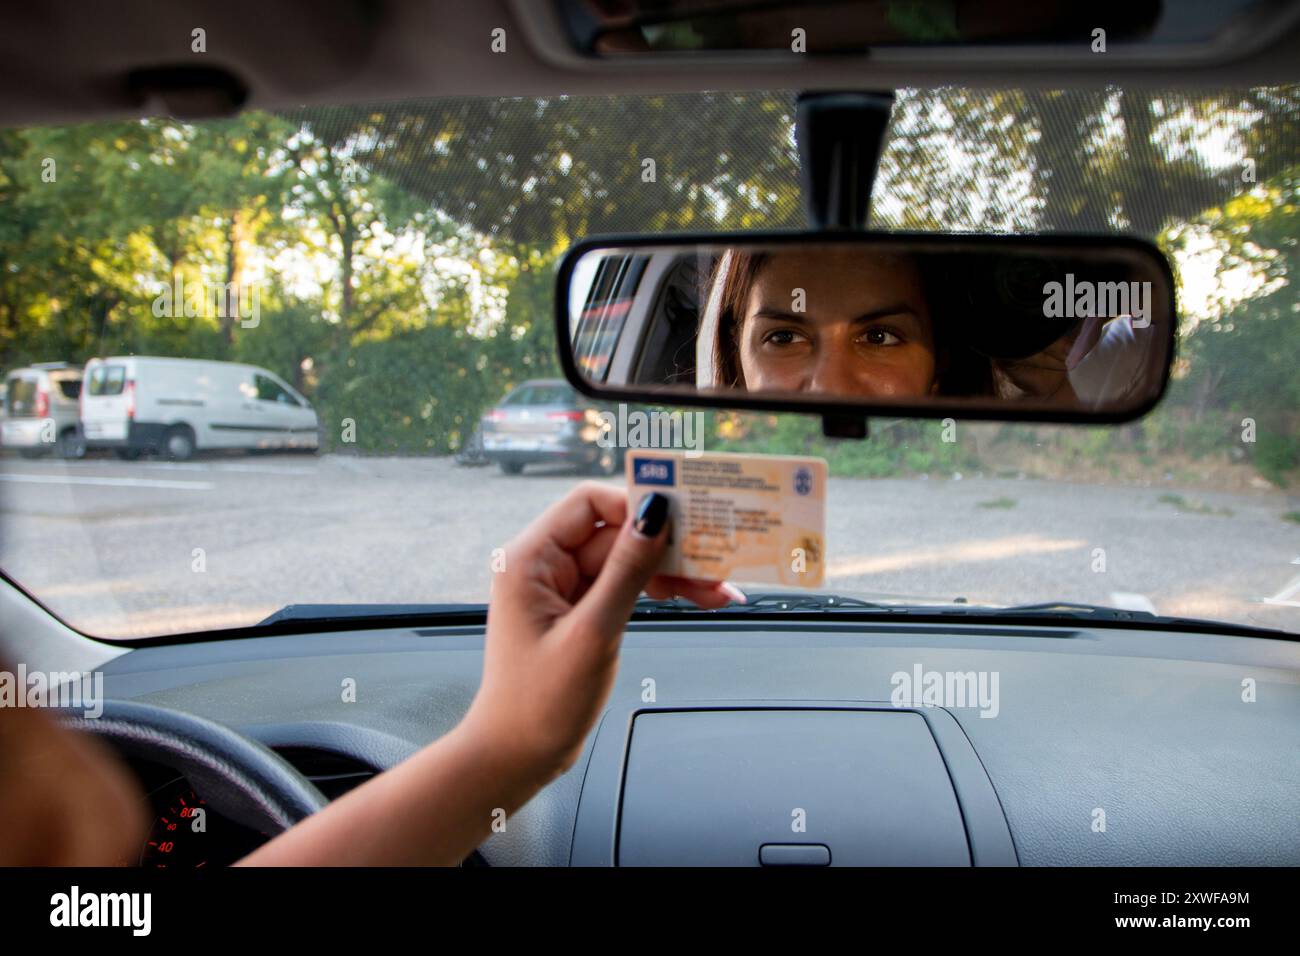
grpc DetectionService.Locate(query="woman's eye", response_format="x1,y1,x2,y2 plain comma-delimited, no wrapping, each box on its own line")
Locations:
861,327,902,346
763,329,805,347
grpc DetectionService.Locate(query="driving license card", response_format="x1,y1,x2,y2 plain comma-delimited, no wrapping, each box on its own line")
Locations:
627,450,827,587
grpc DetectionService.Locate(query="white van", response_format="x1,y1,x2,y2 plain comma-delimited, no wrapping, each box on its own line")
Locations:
81,356,320,460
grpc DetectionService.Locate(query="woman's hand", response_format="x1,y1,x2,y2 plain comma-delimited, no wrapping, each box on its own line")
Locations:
462,481,739,783
241,481,740,866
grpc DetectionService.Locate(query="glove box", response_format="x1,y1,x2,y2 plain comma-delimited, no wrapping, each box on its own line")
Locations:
570,703,1017,866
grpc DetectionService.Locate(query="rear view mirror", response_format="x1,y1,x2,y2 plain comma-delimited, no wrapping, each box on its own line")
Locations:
556,233,1176,427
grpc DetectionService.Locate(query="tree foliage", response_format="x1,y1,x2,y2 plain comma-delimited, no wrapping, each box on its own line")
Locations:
0,88,1295,468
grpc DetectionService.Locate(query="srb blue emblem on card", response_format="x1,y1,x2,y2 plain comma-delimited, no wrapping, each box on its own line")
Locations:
633,458,675,486
794,466,813,496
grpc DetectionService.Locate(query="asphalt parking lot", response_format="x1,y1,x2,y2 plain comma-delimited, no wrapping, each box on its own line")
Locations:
1,452,1297,639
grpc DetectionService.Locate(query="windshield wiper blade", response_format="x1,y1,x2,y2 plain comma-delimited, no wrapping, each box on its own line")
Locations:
630,595,1292,639
989,601,1274,630
635,592,895,614
258,603,487,626
635,594,1161,617
990,601,1157,622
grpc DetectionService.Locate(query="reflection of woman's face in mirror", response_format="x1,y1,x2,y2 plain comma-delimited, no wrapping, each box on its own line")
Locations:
723,248,938,397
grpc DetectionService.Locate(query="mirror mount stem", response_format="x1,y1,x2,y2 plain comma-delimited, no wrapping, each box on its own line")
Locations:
798,91,893,439
796,91,895,231
821,413,869,441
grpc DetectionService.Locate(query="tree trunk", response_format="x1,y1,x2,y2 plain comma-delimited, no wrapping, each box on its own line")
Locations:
91,295,119,351
1191,366,1224,423
219,208,250,348
335,215,356,350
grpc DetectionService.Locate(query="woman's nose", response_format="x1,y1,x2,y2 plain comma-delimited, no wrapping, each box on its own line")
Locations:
805,348,859,395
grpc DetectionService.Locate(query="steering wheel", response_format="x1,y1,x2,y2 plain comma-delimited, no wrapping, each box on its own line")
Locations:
60,698,328,835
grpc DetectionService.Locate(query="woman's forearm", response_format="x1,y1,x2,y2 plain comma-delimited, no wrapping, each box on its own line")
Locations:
237,720,546,867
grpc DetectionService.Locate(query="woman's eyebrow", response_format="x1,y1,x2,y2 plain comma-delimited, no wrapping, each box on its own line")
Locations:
750,304,922,323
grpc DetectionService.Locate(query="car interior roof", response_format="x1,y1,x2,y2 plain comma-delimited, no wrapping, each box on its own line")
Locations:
4,0,1300,129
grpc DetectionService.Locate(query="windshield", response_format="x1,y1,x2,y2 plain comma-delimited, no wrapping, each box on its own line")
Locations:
1,89,1297,640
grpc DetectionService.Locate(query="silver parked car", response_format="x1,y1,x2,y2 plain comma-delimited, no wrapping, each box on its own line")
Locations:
2,363,85,459
480,379,621,476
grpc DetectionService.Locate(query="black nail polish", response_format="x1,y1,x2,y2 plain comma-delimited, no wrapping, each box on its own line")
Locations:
634,492,669,538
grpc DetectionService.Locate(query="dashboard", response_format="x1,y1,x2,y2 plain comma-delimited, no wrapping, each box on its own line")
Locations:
91,617,1300,866
127,758,268,867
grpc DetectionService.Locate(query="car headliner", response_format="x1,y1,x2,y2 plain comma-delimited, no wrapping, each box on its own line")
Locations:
2,0,1299,128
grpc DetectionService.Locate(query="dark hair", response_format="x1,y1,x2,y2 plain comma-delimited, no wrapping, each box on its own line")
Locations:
712,250,767,388
706,249,993,396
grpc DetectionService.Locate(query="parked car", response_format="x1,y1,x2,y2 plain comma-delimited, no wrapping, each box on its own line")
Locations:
80,356,319,461
479,379,621,476
1,362,85,459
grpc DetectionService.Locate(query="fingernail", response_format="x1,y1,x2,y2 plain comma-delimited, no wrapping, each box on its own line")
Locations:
720,582,747,605
633,492,669,538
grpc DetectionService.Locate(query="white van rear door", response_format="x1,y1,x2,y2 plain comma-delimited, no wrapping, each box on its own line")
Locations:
81,361,132,442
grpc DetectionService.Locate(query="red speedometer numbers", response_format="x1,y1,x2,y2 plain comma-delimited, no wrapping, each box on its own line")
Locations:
140,783,208,868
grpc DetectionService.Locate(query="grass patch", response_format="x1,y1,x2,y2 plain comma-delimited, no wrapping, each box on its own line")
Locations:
1283,511,1300,524
977,497,1017,510
1157,493,1234,517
